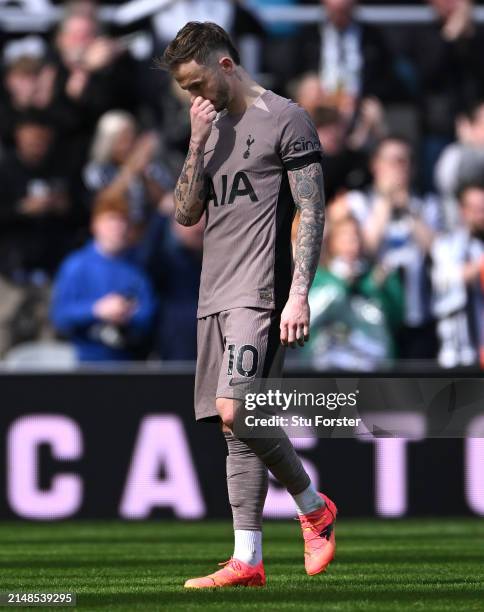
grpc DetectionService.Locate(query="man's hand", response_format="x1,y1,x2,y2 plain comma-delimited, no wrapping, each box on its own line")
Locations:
65,68,88,99
172,98,212,226
280,294,310,348
124,132,159,175
33,65,56,108
93,294,136,326
442,0,474,41
83,37,120,72
190,96,217,146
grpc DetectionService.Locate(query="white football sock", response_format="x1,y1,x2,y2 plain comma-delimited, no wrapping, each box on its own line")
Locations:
293,483,325,515
233,530,262,566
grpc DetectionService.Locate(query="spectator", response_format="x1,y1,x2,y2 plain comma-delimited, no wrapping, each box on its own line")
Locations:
431,182,484,369
345,96,387,152
291,73,327,120
0,112,74,279
402,0,484,191
84,110,173,227
314,105,370,201
51,190,157,361
435,100,484,229
0,39,63,149
0,112,75,354
299,215,403,370
341,136,442,358
48,1,141,169
293,72,386,154
1,36,82,147
140,213,204,360
298,0,401,112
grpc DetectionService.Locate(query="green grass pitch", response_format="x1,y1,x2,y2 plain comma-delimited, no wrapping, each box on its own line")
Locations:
0,519,483,611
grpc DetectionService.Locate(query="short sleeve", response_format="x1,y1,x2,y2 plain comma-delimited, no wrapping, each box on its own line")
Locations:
278,103,323,170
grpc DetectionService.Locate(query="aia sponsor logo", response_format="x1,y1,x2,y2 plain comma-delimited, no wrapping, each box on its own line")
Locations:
205,172,258,207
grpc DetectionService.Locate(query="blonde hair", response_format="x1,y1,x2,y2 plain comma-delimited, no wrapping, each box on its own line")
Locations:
90,110,136,165
324,215,362,264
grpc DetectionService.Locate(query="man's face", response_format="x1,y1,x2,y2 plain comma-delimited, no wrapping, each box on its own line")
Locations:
112,123,137,164
15,123,53,165
461,188,484,235
317,121,345,155
329,220,361,262
57,15,97,65
372,140,411,188
173,58,231,112
296,75,326,115
6,67,38,107
92,212,130,255
323,0,356,30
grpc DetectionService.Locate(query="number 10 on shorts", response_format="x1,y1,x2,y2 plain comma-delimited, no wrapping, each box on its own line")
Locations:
227,344,259,377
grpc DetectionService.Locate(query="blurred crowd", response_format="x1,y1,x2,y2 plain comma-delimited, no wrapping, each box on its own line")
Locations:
0,0,483,371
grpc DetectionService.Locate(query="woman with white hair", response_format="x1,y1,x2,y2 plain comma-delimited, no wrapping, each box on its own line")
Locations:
83,110,173,226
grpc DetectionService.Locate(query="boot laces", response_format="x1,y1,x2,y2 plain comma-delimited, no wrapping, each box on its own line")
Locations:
300,509,331,542
216,558,244,574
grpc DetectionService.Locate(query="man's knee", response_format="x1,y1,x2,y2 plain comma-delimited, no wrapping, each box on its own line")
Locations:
216,397,237,430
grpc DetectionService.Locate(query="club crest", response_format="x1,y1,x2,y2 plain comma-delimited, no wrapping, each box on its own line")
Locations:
243,135,255,159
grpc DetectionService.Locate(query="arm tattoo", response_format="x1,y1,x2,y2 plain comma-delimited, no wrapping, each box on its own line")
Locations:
174,209,194,226
174,140,206,226
287,162,325,297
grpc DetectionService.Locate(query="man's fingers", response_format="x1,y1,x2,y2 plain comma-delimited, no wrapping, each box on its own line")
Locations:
304,324,310,343
281,319,310,348
287,324,297,348
192,96,204,108
200,105,216,118
280,321,288,346
296,324,305,347
193,100,216,124
198,99,213,112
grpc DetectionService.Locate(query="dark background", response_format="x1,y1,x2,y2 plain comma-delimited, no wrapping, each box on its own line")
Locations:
0,371,474,520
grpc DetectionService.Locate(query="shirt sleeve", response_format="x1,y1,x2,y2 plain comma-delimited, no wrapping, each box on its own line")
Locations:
278,103,323,170
50,259,97,331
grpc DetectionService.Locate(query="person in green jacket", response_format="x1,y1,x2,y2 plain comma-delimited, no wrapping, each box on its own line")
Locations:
299,214,404,370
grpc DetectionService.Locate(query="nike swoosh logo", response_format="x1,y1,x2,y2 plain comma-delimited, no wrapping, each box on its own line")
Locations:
228,378,252,387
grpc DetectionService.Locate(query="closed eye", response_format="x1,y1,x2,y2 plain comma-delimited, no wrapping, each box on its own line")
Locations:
185,81,203,93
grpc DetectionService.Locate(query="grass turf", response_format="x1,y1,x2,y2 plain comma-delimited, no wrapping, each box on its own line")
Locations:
0,519,483,611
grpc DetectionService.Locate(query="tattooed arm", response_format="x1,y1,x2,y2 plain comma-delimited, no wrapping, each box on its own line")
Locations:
280,162,325,347
288,162,325,296
173,140,207,226
174,96,216,226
